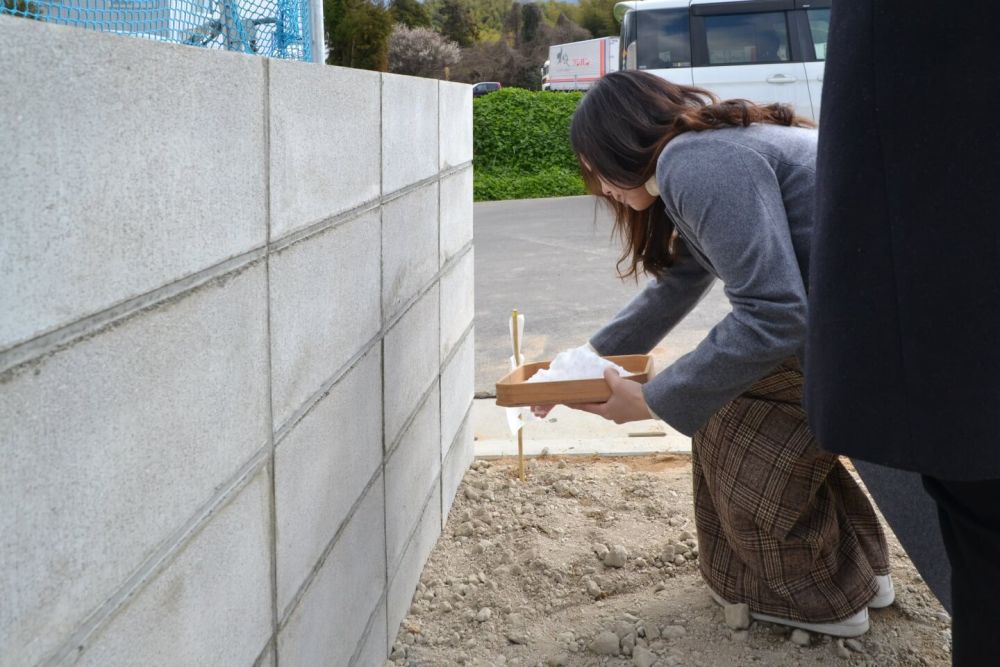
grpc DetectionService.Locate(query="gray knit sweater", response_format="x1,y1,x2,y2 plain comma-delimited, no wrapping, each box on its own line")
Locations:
590,124,818,436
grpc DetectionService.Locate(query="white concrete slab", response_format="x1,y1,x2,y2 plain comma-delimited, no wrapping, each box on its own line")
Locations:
472,398,692,458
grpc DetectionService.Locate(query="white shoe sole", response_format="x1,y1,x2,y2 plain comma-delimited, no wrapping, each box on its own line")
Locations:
708,589,870,638
869,574,895,609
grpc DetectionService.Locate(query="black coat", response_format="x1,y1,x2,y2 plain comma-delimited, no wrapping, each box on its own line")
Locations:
805,0,1000,480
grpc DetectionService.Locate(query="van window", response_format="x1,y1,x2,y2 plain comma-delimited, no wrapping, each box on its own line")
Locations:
632,9,692,70
807,8,830,60
703,12,790,65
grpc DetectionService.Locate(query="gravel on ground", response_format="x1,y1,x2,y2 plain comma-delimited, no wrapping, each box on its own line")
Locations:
388,455,951,667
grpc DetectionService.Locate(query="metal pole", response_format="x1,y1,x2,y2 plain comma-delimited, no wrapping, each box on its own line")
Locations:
310,0,324,63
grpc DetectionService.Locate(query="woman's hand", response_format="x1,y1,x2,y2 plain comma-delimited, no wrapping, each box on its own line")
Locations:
573,367,652,424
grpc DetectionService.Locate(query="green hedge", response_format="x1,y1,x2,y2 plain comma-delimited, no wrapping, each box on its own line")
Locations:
473,88,587,201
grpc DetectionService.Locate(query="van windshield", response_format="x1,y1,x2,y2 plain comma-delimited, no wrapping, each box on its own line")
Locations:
623,8,691,70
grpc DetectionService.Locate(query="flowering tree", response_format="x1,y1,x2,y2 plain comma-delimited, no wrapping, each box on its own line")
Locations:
388,24,461,79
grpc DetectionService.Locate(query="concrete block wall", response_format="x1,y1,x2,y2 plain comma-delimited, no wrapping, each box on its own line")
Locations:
0,15,474,667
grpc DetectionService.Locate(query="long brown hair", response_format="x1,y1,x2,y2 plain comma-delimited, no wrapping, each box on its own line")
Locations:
570,70,814,279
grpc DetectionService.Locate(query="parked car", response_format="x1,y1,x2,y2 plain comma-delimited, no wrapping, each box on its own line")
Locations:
615,0,830,121
472,81,502,98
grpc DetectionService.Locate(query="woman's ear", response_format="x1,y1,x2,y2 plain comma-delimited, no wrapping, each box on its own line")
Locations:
644,177,660,197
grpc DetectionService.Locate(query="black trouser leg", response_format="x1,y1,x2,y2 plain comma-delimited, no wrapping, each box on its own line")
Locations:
922,476,1000,666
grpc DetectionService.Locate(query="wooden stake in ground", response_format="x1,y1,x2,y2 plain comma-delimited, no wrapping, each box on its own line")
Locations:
511,309,525,481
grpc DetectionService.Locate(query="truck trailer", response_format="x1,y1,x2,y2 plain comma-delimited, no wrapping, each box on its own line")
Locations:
542,36,620,91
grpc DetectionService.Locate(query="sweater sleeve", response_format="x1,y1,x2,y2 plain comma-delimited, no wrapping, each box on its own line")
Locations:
588,240,716,356
642,137,808,436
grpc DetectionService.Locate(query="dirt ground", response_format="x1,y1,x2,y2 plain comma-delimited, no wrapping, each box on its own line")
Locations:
387,454,952,667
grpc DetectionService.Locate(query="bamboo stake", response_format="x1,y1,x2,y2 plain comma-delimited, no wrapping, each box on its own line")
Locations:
512,309,525,481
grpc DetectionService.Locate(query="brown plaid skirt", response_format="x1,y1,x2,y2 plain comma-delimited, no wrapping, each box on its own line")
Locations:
692,359,890,623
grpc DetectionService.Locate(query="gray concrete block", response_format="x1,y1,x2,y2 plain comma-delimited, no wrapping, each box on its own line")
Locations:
257,643,276,667
351,601,388,667
269,61,381,240
439,80,473,170
0,16,267,351
382,72,438,194
440,248,475,361
0,265,269,667
278,476,386,667
382,183,439,321
275,348,383,615
269,211,382,429
384,389,441,573
442,415,475,525
441,330,474,455
387,481,442,645
383,286,440,446
439,167,474,266
77,471,272,666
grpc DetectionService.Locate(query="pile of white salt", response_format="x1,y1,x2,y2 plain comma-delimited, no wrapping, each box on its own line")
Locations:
525,346,632,383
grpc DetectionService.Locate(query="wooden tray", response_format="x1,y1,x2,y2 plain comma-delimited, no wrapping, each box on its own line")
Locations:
495,354,654,407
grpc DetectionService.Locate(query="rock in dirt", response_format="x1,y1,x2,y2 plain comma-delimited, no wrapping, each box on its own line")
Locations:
621,633,636,655
661,625,687,639
605,545,628,568
506,629,530,645
593,543,610,561
585,578,602,598
475,607,493,622
590,630,621,655
505,613,530,644
632,646,657,667
845,638,865,653
834,639,851,659
612,620,634,639
390,643,407,660
546,654,569,667
790,629,811,646
723,603,751,630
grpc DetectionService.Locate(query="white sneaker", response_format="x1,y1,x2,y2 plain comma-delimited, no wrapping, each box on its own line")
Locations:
708,589,870,638
869,574,895,608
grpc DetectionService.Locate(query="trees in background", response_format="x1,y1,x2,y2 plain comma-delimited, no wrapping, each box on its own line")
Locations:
451,2,593,88
438,0,479,47
323,0,617,85
388,25,460,78
389,0,431,28
324,0,393,71
520,2,543,45
575,0,618,39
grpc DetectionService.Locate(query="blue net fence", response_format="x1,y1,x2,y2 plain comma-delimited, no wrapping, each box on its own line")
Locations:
1,0,314,61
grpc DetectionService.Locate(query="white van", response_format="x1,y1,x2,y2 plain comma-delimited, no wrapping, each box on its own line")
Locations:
615,0,830,121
